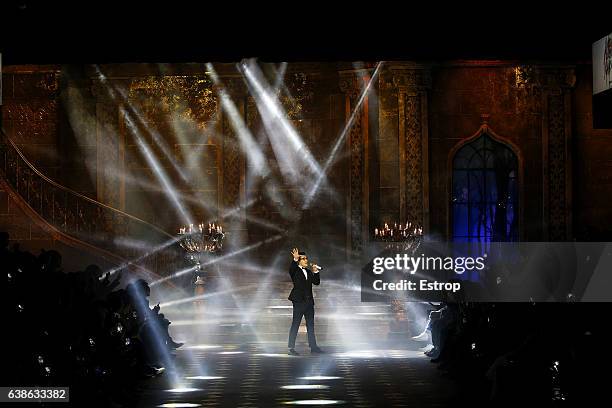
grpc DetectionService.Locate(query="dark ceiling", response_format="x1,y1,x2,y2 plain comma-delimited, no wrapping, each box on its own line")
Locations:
0,2,608,65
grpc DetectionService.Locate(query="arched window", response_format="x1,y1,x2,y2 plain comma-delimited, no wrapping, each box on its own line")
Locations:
451,133,518,242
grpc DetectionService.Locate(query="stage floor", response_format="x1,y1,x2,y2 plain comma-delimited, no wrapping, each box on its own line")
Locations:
136,342,458,408
137,292,459,407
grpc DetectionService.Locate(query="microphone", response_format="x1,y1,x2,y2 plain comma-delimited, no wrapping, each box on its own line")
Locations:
311,263,322,271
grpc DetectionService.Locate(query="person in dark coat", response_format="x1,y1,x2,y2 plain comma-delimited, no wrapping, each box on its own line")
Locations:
287,247,324,355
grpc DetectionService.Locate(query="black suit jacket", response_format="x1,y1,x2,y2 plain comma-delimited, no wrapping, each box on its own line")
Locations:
288,260,320,303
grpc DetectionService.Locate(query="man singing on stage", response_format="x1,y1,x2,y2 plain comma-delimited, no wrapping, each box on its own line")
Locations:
287,247,325,355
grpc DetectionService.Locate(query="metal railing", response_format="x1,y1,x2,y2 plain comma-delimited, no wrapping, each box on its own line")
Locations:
0,130,182,278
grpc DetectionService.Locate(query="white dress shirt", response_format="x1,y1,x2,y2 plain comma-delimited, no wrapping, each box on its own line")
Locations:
299,266,308,280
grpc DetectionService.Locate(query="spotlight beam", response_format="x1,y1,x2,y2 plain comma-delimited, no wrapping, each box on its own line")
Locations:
102,169,221,213
124,113,194,225
94,66,191,184
104,235,181,276
215,252,286,350
129,282,182,384
208,63,294,216
206,63,269,178
240,60,325,188
94,67,194,224
199,233,284,269
303,62,383,209
107,69,192,185
158,284,260,308
149,265,200,287
150,234,284,285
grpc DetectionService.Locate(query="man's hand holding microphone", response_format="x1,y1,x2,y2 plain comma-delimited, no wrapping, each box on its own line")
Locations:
291,247,322,273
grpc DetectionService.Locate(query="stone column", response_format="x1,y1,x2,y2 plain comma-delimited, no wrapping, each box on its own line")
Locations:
339,70,370,255
537,67,575,241
218,77,248,250
389,64,431,232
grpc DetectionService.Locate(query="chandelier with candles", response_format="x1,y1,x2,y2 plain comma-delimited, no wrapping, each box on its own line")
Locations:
178,222,225,269
373,221,423,252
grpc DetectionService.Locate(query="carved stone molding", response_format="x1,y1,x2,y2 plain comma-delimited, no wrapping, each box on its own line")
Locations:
390,67,431,232
339,71,368,101
220,78,247,246
546,94,567,240
222,122,243,210
1,71,60,173
537,66,575,241
404,93,424,225
390,66,432,91
9,72,60,98
349,115,365,253
2,100,58,123
339,71,370,254
535,67,577,90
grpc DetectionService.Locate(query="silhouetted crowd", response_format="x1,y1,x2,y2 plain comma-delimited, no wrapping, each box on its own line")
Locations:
2,231,182,406
418,294,611,406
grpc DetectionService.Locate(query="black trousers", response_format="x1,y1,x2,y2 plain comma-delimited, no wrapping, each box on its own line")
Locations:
288,300,317,349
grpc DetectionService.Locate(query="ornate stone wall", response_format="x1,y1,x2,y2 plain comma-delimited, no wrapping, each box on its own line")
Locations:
573,64,612,240
428,63,543,241
1,66,61,180
93,71,221,231
4,61,612,259
0,67,61,249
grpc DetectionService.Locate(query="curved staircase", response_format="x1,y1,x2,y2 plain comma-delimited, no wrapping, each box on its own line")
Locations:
0,129,182,281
